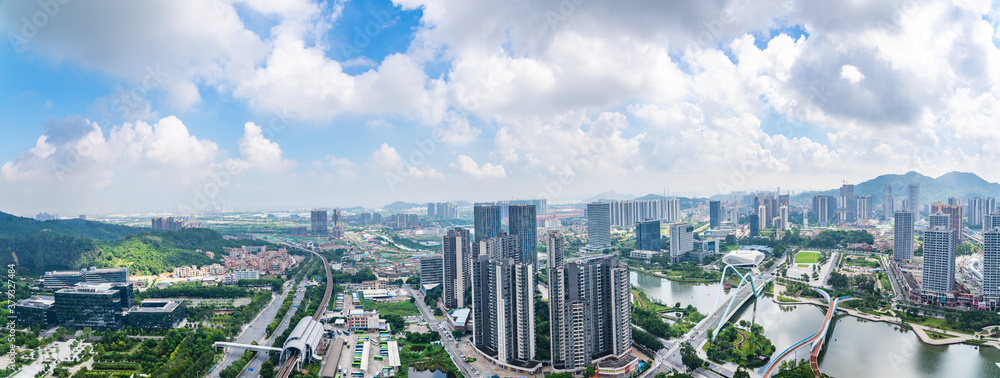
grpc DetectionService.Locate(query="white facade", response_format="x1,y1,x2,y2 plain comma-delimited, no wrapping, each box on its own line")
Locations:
722,249,765,267
668,223,694,258
233,269,260,282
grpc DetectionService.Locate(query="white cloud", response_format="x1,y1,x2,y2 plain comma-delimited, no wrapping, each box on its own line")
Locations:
326,155,358,179
368,143,443,179
840,64,865,84
451,155,506,178
225,122,295,173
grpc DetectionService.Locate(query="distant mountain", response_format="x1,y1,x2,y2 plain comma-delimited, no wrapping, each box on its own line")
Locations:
581,190,636,203
382,201,426,212
0,212,140,241
632,194,706,210
794,171,1000,205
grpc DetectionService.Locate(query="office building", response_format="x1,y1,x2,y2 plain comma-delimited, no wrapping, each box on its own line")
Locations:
13,295,57,327
969,197,997,227
922,226,957,296
42,270,85,289
419,255,444,287
84,267,129,284
884,184,894,221
669,223,694,260
549,255,632,370
472,255,535,365
930,202,963,243
43,267,128,289
151,217,183,231
839,184,856,223
908,184,920,214
984,228,1000,308
635,220,661,251
508,204,538,268
893,211,914,260
857,195,872,220
587,202,612,248
127,299,185,329
474,203,502,241
709,201,722,229
54,283,134,329
311,210,328,235
748,214,759,237
443,228,472,308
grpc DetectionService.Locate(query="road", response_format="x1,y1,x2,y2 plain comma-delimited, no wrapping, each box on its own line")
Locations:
406,286,477,378
644,258,782,378
272,242,335,378
237,277,310,377
207,282,294,378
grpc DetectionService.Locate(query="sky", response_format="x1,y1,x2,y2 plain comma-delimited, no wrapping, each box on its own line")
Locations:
2,0,1000,216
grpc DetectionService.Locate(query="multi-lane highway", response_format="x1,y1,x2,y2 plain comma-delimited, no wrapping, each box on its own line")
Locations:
406,286,477,378
237,277,310,377
273,244,335,378
207,282,295,378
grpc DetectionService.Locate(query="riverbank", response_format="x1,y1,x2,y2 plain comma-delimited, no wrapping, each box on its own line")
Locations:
771,283,1000,351
630,266,718,283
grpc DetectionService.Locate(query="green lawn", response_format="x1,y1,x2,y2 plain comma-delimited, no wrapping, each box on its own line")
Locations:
797,264,808,268
794,251,820,264
361,299,421,317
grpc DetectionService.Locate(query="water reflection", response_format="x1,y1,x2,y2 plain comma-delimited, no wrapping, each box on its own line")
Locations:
631,270,1000,377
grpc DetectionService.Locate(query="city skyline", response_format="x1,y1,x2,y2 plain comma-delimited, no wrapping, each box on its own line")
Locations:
4,1,1000,214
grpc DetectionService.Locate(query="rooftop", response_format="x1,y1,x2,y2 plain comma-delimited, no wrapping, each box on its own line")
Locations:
129,300,181,313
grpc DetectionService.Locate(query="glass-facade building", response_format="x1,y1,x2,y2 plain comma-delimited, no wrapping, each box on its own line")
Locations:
127,300,185,329
54,283,134,329
13,295,57,328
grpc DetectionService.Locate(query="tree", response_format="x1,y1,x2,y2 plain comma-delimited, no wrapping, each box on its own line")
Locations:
584,366,596,377
452,330,464,339
261,360,275,378
733,366,750,378
680,342,704,372
828,272,849,290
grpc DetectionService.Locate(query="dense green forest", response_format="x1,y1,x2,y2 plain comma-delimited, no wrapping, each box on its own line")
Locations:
0,212,275,276
0,212,139,241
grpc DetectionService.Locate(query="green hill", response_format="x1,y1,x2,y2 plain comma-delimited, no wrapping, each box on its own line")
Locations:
793,171,1000,206
0,213,273,277
0,212,140,241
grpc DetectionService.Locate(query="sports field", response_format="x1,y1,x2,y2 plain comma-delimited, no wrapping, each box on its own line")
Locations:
794,251,820,264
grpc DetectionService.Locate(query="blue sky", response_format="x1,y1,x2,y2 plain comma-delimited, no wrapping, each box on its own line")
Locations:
1,0,999,215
